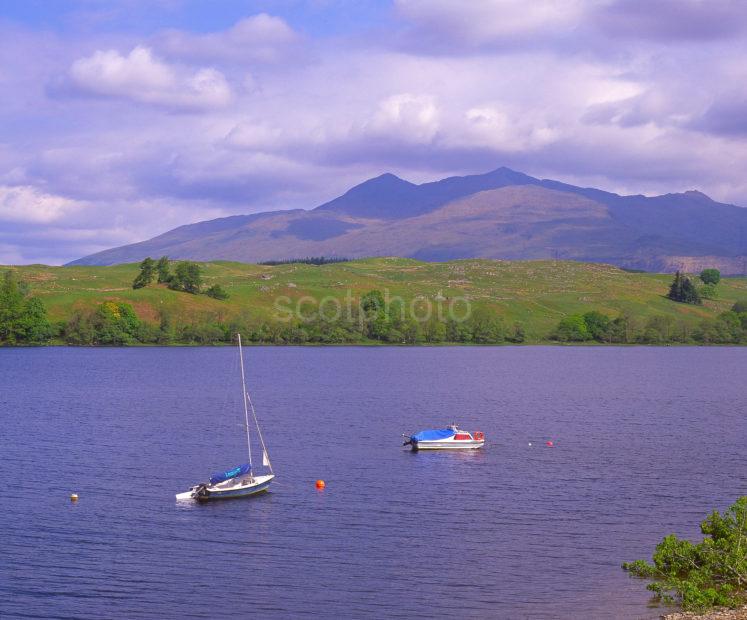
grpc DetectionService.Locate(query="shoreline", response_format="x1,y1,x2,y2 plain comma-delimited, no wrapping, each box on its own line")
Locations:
663,606,747,619
2,342,747,349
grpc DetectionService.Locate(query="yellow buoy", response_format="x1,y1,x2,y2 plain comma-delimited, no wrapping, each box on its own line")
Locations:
315,479,325,490
70,493,79,502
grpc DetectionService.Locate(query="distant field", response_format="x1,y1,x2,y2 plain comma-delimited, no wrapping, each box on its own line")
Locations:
6,258,747,342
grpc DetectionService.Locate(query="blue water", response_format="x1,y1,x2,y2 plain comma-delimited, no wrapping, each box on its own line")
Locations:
1,346,746,619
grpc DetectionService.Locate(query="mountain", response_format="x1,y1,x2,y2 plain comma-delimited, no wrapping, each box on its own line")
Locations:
68,167,747,274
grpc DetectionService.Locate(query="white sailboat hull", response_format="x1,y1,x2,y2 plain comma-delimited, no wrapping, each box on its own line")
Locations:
176,474,274,501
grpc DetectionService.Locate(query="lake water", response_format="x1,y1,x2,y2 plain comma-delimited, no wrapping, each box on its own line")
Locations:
1,346,746,619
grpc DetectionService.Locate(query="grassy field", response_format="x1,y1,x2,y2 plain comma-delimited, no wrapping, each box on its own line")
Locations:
6,258,747,342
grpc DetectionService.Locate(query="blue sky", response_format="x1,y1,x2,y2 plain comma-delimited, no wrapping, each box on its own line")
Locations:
1,1,393,36
2,0,747,264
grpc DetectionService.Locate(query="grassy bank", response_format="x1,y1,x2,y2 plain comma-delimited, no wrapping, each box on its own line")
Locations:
4,258,746,344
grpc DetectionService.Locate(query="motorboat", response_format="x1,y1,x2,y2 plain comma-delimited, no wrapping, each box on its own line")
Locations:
403,424,485,451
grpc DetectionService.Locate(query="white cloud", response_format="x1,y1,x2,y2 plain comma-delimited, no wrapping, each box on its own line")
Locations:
68,46,232,110
366,93,440,143
156,13,300,64
0,185,86,224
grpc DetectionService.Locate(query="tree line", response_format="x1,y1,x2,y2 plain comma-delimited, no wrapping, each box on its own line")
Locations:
2,269,746,346
62,290,528,346
552,305,747,344
258,256,351,266
551,268,747,344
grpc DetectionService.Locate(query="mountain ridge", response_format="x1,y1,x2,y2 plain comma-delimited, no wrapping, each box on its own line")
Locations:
68,166,747,274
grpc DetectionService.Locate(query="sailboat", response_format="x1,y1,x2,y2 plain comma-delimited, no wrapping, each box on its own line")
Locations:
176,334,275,501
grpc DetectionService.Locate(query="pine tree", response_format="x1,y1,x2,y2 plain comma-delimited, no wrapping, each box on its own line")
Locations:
132,257,156,289
668,271,683,302
668,271,702,305
681,275,702,304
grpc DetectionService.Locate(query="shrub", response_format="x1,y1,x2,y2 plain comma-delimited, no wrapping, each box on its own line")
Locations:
205,284,229,300
699,268,721,285
623,497,747,612
554,315,591,341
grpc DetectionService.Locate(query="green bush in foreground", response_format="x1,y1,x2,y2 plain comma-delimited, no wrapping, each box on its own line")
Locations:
623,497,747,612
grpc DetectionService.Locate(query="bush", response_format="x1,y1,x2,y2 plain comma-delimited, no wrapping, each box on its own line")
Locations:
554,314,592,341
623,497,747,612
699,283,718,300
700,268,721,285
92,301,141,345
205,284,229,300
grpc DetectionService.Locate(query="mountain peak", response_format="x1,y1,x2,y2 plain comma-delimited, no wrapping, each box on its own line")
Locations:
683,189,713,201
484,166,538,183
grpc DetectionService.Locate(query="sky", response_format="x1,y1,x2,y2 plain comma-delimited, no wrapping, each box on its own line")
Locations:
2,0,747,265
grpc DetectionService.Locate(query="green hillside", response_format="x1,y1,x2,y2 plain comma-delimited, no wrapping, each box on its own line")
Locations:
5,258,747,344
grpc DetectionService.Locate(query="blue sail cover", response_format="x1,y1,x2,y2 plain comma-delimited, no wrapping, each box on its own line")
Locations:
411,428,456,442
209,463,251,485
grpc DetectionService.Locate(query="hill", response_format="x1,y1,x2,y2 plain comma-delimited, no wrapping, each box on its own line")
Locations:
68,167,747,274
9,258,747,344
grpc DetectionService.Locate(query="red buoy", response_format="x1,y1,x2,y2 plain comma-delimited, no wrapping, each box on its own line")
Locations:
546,440,554,447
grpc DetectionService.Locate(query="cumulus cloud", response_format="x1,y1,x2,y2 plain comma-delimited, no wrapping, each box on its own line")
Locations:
0,185,86,224
156,13,301,64
67,46,232,110
366,93,440,143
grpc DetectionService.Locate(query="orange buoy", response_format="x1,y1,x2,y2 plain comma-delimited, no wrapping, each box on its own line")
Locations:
70,493,79,502
315,479,325,490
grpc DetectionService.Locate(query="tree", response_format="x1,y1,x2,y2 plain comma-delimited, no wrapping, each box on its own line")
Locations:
156,256,171,284
668,271,701,305
732,300,747,314
168,261,202,294
582,311,611,341
470,309,505,343
0,270,52,344
205,284,229,300
361,290,385,315
623,497,747,612
63,309,95,345
554,315,591,341
700,268,721,286
91,301,141,345
132,257,156,289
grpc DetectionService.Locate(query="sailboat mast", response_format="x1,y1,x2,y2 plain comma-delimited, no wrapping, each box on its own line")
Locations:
237,333,253,468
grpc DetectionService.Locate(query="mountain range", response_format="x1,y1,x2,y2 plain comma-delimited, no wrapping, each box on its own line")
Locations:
69,167,747,274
